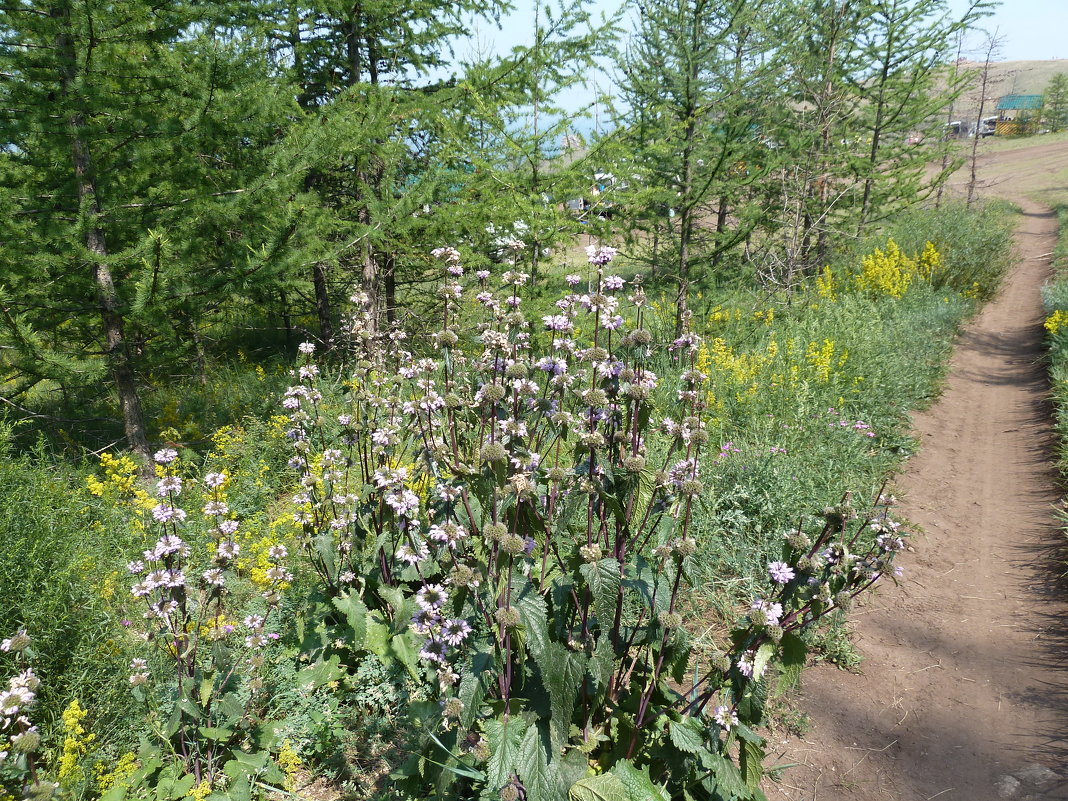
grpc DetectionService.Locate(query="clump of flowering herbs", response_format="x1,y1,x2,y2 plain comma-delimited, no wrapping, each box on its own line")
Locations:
281,245,910,800
0,631,52,799
125,449,291,786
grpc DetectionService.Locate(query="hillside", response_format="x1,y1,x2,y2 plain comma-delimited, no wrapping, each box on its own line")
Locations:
949,58,1068,128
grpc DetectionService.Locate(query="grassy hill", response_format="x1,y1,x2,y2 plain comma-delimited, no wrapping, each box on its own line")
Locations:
949,59,1068,128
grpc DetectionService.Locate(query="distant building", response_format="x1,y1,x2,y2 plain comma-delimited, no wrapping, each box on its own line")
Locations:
993,94,1044,136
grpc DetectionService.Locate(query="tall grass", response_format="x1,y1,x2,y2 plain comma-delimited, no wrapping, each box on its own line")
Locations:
0,424,140,746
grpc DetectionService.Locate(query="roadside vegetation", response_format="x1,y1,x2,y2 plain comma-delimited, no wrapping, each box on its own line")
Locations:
0,200,1016,801
1042,204,1068,561
0,0,1026,799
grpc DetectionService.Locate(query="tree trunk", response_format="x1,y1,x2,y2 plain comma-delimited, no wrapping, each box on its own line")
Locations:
383,251,396,325
312,261,335,349
55,3,150,463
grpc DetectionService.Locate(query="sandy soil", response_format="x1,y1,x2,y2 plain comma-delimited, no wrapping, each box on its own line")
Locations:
767,140,1068,801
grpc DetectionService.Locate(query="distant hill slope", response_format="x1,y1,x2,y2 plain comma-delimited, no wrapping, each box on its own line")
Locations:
948,59,1068,127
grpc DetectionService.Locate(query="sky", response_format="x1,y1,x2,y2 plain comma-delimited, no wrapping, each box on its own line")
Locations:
471,0,1068,69
457,0,1068,129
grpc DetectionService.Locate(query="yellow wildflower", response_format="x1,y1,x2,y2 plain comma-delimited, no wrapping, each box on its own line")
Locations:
1046,309,1068,335
59,700,96,788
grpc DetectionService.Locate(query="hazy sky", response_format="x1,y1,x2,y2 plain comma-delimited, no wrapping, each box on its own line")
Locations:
461,0,1068,126
478,1,1068,64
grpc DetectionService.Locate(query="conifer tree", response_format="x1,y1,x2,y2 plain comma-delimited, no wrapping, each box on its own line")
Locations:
1044,73,1068,133
0,1,310,455
617,0,779,329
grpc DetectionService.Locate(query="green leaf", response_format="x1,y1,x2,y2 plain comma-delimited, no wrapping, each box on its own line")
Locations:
580,558,622,637
365,614,391,660
611,760,671,801
296,654,345,691
511,574,549,661
486,716,528,791
698,750,748,799
668,718,706,755
739,738,765,790
538,642,587,755
225,774,251,801
198,675,215,707
753,642,776,682
332,591,369,648
589,634,616,694
391,631,421,680
516,722,557,801
458,648,493,729
197,726,233,742
568,772,630,801
776,632,807,696
736,676,768,726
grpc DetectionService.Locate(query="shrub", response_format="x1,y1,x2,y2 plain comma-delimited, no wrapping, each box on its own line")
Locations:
265,246,908,800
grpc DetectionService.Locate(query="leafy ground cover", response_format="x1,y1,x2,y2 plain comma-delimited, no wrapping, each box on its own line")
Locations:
0,202,1015,801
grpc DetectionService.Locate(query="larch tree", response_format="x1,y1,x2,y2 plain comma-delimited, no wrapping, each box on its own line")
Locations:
0,1,310,458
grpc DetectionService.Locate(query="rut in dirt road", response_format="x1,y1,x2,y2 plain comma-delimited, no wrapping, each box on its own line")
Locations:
769,144,1068,801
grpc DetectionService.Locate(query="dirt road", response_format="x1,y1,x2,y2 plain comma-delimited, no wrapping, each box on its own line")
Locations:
769,140,1068,800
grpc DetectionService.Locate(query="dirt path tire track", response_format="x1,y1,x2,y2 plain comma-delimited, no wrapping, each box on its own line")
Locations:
769,142,1068,801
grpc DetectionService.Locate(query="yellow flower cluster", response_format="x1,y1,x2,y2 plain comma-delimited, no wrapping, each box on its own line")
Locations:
849,238,944,300
1046,309,1068,335
95,752,137,793
917,241,943,280
59,700,95,788
86,453,138,497
805,339,846,384
816,266,837,301
855,238,914,299
277,739,302,790
708,306,743,324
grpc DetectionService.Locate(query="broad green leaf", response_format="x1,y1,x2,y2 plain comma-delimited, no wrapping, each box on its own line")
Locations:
589,635,616,694
516,722,557,801
486,716,528,791
538,642,587,755
458,647,494,729
332,592,369,648
752,642,776,681
698,750,747,799
580,558,622,637
198,675,214,707
295,654,345,691
391,632,421,679
739,738,765,790
568,772,630,801
668,718,706,754
197,726,232,742
737,677,768,725
611,760,671,801
511,574,550,661
365,614,391,659
776,632,807,696
226,774,251,801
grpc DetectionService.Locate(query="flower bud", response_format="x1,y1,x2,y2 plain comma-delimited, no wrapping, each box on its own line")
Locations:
495,607,521,629
480,442,507,464
579,543,602,563
485,521,508,541
500,534,526,556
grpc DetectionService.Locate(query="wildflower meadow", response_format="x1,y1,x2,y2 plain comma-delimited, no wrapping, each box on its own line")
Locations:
0,200,1017,801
